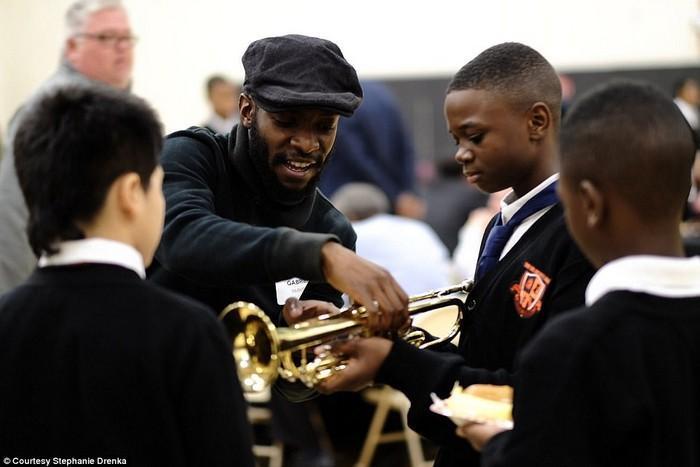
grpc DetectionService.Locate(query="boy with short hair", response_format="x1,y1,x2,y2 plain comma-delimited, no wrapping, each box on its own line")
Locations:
458,80,700,466
318,43,595,467
0,85,254,465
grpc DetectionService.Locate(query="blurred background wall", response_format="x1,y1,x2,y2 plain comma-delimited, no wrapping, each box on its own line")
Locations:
2,0,700,160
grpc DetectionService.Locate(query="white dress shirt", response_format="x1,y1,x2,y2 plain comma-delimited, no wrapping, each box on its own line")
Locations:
38,238,146,279
498,173,560,259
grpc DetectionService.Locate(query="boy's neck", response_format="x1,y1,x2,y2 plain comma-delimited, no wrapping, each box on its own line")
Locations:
81,222,139,254
601,227,685,266
511,146,557,199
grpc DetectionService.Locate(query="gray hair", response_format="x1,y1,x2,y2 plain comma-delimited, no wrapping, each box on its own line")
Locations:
65,0,124,37
331,183,390,221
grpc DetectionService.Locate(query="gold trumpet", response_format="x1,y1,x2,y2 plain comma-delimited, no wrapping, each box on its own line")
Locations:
219,280,473,393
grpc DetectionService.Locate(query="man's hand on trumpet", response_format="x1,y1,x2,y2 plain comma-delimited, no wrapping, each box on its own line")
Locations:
281,297,340,325
321,241,409,333
315,337,394,393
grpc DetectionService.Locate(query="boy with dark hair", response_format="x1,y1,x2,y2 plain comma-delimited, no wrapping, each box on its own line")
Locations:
0,0,137,295
318,42,595,467
458,80,700,466
0,85,255,466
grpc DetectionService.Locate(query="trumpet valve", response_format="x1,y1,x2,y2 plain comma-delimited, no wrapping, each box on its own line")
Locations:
299,351,348,387
401,328,427,347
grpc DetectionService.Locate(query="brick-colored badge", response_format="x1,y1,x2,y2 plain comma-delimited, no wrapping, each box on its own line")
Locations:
510,261,551,318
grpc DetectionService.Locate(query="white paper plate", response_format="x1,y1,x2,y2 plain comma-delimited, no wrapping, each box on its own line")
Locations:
429,392,514,429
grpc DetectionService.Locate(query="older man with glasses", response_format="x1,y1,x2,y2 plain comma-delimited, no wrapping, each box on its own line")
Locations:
0,0,136,294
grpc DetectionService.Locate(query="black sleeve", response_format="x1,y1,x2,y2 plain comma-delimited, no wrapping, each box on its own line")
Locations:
274,218,355,400
375,339,510,449
482,318,596,467
157,135,338,287
484,310,652,467
300,215,357,308
177,316,256,467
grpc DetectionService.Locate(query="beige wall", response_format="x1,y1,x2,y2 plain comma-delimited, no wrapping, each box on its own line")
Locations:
1,0,699,135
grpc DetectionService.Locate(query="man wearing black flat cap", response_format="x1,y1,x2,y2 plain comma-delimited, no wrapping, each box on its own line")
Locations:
148,35,409,461
151,32,407,336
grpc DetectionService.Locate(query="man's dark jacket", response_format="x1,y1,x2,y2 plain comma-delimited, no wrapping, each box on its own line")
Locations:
149,124,356,321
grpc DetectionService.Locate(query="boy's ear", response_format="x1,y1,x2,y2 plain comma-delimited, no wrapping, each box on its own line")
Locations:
578,179,605,228
527,102,552,141
239,94,256,128
114,172,145,219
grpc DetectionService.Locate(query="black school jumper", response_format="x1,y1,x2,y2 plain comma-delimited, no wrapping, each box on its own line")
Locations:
484,290,700,467
0,264,254,466
377,203,595,467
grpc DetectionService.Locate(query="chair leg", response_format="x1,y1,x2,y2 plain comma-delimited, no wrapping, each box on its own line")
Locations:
355,394,392,467
269,440,284,467
399,405,430,467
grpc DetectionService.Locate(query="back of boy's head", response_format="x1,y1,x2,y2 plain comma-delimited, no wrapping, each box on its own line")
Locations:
561,80,695,221
13,84,163,256
447,42,562,128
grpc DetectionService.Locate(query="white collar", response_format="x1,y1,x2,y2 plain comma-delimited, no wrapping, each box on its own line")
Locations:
586,255,700,305
500,173,559,224
38,238,146,279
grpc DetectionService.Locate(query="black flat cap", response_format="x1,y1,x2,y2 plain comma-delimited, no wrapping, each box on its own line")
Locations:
242,34,363,117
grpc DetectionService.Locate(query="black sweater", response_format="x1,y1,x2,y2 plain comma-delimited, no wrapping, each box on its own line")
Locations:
0,264,254,466
484,291,700,467
376,203,595,467
149,125,356,318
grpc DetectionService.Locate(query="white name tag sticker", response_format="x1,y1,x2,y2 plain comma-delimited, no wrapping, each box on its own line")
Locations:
275,277,309,305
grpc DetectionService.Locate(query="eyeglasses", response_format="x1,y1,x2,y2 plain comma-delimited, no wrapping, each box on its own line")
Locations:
75,32,138,48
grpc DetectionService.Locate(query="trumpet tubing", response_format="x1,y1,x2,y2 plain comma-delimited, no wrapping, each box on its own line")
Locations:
220,280,473,393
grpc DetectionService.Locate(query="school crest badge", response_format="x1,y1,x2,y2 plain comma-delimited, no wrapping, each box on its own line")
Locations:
510,261,551,318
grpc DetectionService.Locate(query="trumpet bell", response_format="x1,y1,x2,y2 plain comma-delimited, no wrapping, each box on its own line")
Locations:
220,301,280,393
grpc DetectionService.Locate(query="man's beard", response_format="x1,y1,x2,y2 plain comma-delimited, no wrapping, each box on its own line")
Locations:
248,121,332,205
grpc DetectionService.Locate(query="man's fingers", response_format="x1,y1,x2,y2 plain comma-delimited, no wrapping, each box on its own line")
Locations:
282,297,303,324
364,289,385,333
299,300,339,319
380,281,408,329
367,280,409,332
284,300,340,325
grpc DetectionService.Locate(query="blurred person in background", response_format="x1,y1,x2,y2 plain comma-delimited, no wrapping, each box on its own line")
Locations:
673,77,700,131
320,80,426,219
202,74,240,134
424,158,488,254
451,189,508,281
0,0,136,295
332,182,451,295
673,78,700,250
558,73,576,117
